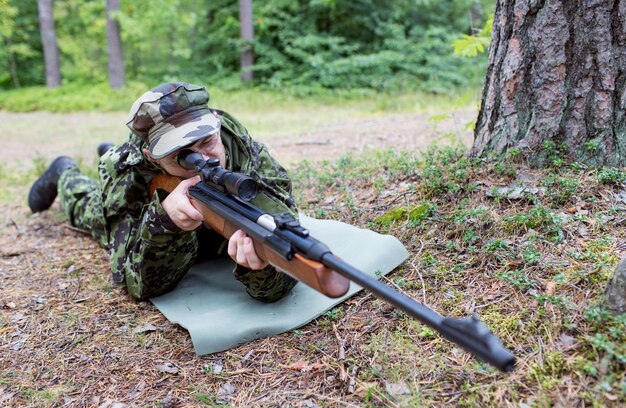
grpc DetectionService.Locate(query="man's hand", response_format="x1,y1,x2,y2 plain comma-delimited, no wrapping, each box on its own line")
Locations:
228,230,269,270
161,176,204,231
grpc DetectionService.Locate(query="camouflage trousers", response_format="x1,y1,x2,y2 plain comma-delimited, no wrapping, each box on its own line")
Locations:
57,168,296,302
58,168,108,247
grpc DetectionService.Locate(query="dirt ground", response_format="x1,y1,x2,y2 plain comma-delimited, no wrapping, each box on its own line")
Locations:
12,107,625,407
1,109,625,407
0,109,476,170
0,108,481,407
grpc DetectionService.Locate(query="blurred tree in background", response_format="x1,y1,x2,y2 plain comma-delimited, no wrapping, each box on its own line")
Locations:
0,0,495,93
105,0,125,88
37,0,61,87
239,0,255,82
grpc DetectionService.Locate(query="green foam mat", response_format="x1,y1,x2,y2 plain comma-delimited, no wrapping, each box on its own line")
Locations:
150,215,409,355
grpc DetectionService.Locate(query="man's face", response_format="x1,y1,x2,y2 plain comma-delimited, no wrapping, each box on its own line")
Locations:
146,132,227,178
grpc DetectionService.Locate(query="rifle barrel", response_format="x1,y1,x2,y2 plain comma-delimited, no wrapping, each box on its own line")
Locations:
321,254,516,372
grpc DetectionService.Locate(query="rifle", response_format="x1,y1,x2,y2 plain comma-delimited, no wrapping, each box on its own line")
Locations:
150,150,516,372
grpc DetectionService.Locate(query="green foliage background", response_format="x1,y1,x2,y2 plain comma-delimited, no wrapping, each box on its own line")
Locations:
0,0,494,94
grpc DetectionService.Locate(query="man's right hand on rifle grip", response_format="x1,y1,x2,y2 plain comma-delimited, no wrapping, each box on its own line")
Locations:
162,176,204,231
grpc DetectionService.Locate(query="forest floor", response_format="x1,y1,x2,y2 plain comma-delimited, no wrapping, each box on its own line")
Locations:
1,109,625,407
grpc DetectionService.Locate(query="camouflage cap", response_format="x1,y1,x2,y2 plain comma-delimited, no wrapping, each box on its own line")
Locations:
126,82,221,159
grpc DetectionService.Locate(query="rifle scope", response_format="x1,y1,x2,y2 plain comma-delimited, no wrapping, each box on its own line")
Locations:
178,150,258,201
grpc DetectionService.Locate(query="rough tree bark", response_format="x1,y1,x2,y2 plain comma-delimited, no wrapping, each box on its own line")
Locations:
37,0,61,88
238,0,254,82
471,0,626,168
105,0,125,89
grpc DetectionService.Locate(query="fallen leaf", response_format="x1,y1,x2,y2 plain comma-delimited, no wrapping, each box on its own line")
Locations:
286,360,309,371
303,399,319,408
155,363,179,374
560,334,575,348
98,398,128,408
385,381,411,397
355,382,378,397
205,358,223,375
614,191,626,204
600,355,611,375
161,394,175,408
213,360,223,375
216,382,235,404
133,323,157,334
126,382,145,399
0,388,16,404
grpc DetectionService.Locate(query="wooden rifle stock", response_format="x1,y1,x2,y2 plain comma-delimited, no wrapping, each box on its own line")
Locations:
150,173,350,298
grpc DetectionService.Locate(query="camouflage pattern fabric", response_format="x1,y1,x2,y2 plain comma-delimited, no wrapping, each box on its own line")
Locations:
127,82,221,159
58,110,297,301
58,168,107,248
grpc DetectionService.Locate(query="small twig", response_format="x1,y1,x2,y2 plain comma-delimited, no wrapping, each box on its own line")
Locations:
8,218,22,235
371,191,417,212
341,292,372,323
347,366,357,393
537,335,544,369
338,363,347,383
381,275,402,292
613,217,626,226
63,224,91,236
71,269,83,300
332,323,346,361
474,292,513,310
410,259,427,305
409,241,427,305
220,368,254,376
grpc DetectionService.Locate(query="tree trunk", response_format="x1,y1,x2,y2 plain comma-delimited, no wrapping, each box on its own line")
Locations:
238,0,254,82
471,0,626,168
37,0,61,88
105,0,125,89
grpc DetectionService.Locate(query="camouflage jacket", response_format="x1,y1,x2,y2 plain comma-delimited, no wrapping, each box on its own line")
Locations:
98,110,297,299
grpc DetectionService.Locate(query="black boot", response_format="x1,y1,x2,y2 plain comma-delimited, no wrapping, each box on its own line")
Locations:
28,156,77,213
97,142,114,157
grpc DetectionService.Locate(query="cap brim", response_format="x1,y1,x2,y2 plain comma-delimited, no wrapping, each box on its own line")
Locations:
149,113,221,159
